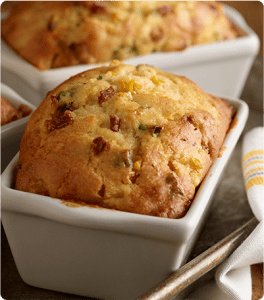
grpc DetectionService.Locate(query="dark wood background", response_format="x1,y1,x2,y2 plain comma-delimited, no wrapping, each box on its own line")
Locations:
222,1,263,55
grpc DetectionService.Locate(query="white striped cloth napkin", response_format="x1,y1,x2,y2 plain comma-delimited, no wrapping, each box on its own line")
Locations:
188,127,264,300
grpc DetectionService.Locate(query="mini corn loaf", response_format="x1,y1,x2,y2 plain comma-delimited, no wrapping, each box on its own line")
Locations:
1,1,243,70
14,61,235,218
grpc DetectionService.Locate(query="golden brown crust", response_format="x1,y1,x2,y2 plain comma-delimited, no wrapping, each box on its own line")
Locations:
1,1,242,70
1,96,21,125
14,61,235,218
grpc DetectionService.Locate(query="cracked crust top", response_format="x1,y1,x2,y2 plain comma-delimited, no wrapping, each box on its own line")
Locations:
14,61,235,218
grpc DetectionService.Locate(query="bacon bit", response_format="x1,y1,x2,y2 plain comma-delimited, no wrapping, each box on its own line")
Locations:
90,2,108,14
93,136,111,154
110,115,121,132
152,125,162,136
150,28,164,42
46,110,74,133
157,5,173,16
98,86,115,105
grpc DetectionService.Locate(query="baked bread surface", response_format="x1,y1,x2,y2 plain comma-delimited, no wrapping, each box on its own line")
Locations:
1,95,31,125
14,61,234,218
2,1,241,70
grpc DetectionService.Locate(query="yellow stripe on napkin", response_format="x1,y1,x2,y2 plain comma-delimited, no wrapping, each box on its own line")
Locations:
242,150,264,165
246,177,264,191
244,167,264,179
242,150,264,191
243,160,264,172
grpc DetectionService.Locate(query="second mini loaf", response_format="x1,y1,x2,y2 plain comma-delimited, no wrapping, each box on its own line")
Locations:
2,1,242,70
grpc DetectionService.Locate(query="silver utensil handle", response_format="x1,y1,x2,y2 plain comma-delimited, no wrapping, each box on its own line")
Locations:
137,217,259,300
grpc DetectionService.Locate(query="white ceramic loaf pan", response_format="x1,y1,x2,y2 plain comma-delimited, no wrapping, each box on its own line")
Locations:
1,97,249,300
1,5,260,106
1,83,36,172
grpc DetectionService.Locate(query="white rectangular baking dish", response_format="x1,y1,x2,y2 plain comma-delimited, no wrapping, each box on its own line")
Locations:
1,97,249,300
1,83,36,172
1,5,260,106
